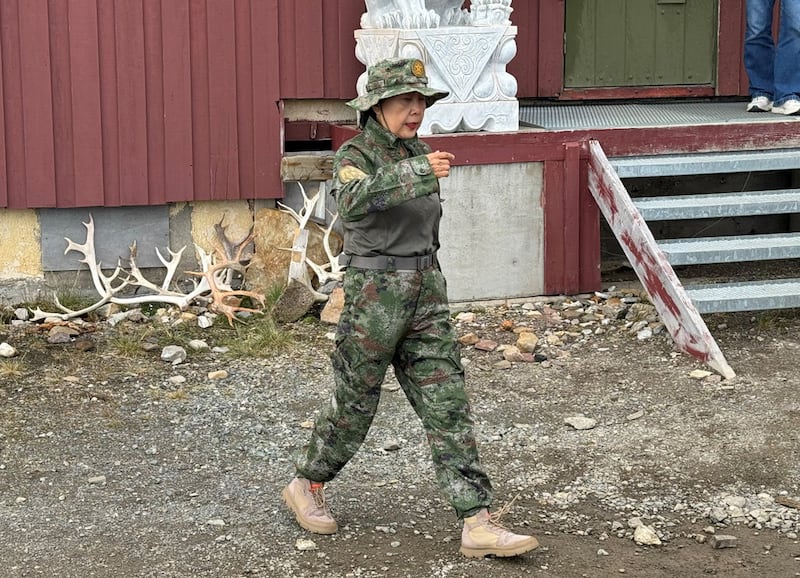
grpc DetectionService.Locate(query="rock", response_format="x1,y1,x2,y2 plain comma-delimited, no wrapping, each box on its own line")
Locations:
88,475,107,485
709,534,738,549
247,208,342,296
516,331,539,353
320,285,345,325
208,370,229,380
564,416,597,430
633,525,662,546
458,333,480,346
273,280,318,323
456,312,476,323
0,342,17,358
295,538,318,551
690,369,713,380
188,339,210,351
502,346,525,362
47,325,79,344
74,338,95,352
161,345,187,365
383,439,402,451
474,339,498,352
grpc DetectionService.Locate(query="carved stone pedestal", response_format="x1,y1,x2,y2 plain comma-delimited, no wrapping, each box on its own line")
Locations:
354,25,518,135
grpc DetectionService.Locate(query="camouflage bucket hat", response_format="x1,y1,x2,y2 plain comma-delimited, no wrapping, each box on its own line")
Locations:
346,58,449,112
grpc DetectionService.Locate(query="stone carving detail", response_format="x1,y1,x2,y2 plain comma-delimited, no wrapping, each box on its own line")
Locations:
361,0,469,29
355,0,518,134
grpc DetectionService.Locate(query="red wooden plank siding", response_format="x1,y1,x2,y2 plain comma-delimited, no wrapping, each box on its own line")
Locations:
206,0,239,200
0,0,284,209
67,0,104,207
538,0,565,97
251,0,281,198
562,142,582,293
0,0,24,206
19,0,57,206
322,0,362,98
48,0,75,207
278,0,361,100
235,0,255,201
162,0,194,202
717,0,745,96
508,0,538,98
278,0,325,99
0,13,6,207
578,147,600,293
97,0,121,206
114,0,149,206
189,0,211,201
143,0,166,205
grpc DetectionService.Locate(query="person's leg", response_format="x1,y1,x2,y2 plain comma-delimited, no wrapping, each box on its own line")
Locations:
392,269,492,518
773,0,800,108
287,269,424,535
295,270,408,483
393,268,538,557
744,0,777,100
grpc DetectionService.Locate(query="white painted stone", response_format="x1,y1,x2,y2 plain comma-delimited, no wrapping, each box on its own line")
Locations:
354,1,518,134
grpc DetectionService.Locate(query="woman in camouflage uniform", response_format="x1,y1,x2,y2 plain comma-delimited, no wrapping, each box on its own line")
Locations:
282,57,539,558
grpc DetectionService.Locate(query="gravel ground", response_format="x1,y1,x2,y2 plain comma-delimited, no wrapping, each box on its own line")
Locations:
1,290,800,578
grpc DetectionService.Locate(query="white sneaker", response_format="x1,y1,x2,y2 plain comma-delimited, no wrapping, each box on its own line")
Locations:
771,99,800,116
746,96,773,112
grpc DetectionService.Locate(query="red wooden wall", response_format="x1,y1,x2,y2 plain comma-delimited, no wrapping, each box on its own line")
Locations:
0,0,282,210
0,0,750,210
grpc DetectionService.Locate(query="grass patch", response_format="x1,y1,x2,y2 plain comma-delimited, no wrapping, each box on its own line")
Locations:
0,359,25,377
166,389,190,401
220,314,292,357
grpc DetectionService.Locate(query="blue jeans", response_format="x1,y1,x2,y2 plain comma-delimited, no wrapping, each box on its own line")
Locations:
744,0,800,105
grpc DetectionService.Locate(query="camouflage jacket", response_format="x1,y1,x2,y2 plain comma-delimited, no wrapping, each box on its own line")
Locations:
331,117,441,258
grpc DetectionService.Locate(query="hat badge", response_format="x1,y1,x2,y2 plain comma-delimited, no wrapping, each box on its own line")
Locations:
411,60,425,78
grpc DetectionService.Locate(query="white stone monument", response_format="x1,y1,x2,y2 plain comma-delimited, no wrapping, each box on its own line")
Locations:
355,0,518,135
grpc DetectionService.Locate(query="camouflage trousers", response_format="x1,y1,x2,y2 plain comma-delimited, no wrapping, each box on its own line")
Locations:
295,267,493,518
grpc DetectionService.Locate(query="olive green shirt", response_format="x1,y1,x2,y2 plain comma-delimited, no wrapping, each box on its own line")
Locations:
331,118,441,258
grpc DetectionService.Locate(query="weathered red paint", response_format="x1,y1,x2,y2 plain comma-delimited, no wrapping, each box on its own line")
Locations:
587,140,735,378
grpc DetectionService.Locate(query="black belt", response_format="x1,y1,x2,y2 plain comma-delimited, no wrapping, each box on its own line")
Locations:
339,252,437,272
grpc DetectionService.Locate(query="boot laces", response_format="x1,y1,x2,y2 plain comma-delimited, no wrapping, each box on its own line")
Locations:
487,494,520,530
309,483,329,512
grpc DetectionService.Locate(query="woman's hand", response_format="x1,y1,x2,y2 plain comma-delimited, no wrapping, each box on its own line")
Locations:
426,150,456,178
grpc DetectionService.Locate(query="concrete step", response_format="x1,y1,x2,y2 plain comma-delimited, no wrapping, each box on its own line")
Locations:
611,148,800,178
634,188,800,220
686,278,800,313
658,232,800,265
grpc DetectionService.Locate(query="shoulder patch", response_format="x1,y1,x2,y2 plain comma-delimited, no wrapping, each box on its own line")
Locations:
338,166,368,183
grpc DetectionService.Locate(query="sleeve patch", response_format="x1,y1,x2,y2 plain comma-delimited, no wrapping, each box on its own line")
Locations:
338,166,368,183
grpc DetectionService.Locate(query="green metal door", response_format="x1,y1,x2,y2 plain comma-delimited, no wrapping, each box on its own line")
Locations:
564,0,717,88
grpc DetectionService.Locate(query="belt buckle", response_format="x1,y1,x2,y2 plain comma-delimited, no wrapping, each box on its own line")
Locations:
419,254,431,270
386,256,396,272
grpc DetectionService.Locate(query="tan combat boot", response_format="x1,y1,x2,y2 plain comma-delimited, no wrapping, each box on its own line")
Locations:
281,477,338,534
460,508,539,558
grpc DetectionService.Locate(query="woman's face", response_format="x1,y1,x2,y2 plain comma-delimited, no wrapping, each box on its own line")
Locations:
373,92,427,139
